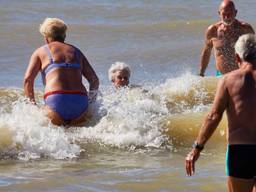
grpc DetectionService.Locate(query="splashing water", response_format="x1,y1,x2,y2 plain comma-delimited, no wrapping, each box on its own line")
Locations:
0,73,219,160
75,86,170,149
0,97,81,160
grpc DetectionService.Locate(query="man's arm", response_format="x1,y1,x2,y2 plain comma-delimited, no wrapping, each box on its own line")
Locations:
199,25,214,77
23,50,41,104
185,76,229,176
195,77,228,145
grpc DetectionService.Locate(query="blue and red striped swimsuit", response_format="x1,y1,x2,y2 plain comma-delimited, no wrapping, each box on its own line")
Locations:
41,45,88,122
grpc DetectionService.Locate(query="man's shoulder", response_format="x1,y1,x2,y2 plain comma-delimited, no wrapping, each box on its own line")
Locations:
224,69,243,82
205,23,219,37
207,22,220,31
236,20,254,32
237,20,252,26
226,69,241,76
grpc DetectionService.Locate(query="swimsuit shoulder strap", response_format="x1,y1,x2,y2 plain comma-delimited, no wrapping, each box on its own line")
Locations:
41,45,53,85
43,44,53,63
74,48,81,65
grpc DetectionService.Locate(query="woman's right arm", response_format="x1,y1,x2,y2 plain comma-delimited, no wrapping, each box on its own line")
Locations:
23,49,42,104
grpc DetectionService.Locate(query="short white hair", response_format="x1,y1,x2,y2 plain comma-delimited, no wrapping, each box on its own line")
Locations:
235,33,256,61
39,18,67,41
108,62,131,81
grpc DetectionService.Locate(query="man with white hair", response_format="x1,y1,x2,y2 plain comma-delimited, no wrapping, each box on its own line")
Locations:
108,62,131,88
186,34,256,192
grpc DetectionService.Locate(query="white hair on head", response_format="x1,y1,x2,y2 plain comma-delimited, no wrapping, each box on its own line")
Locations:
235,33,256,61
108,62,131,81
39,17,67,41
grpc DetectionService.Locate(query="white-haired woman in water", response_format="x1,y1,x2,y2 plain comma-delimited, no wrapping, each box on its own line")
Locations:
108,62,131,88
24,18,99,126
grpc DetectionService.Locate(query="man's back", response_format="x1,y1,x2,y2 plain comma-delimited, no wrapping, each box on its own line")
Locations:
225,66,256,144
186,33,256,192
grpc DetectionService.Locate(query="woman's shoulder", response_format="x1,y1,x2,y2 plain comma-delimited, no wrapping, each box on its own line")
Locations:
31,45,47,57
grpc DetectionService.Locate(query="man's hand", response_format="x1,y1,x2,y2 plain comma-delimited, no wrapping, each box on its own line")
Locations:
185,148,201,176
198,71,205,77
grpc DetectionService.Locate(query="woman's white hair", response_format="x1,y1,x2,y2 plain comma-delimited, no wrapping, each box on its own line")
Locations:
39,18,67,41
235,33,256,61
108,62,131,81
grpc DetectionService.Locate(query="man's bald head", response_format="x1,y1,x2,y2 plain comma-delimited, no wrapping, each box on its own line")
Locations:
218,0,237,25
219,0,236,11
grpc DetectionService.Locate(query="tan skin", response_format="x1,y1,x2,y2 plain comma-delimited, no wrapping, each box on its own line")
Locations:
112,70,130,88
199,0,255,76
186,55,256,191
24,37,99,126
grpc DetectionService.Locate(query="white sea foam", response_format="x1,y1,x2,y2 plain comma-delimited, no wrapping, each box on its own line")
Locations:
152,72,215,112
76,87,169,149
0,86,170,159
0,97,81,160
0,74,215,159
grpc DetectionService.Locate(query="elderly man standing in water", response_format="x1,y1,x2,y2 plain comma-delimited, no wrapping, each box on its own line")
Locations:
198,0,254,77
186,34,256,192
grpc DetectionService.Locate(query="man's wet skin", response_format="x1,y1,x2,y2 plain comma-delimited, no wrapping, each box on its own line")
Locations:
199,0,255,76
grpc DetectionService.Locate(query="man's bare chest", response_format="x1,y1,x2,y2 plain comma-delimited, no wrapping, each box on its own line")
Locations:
212,27,243,54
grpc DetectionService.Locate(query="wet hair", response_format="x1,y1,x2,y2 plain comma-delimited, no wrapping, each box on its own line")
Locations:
235,34,256,61
39,18,67,41
108,62,131,82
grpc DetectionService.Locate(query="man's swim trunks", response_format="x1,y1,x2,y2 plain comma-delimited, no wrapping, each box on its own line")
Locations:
226,144,256,179
44,91,88,121
216,70,223,77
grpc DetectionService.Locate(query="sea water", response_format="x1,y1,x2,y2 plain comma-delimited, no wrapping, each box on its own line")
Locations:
0,0,254,191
